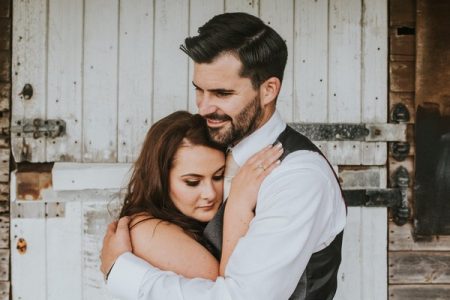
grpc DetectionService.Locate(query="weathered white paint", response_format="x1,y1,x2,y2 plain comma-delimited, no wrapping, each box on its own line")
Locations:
117,0,154,163
46,0,83,162
260,0,294,122
225,0,259,15
152,0,190,122
11,1,390,299
188,0,225,113
83,0,119,163
10,173,47,300
12,0,47,162
329,0,362,123
294,0,328,122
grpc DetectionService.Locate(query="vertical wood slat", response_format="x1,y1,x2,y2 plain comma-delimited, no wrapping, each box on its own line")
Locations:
46,202,82,300
188,0,225,113
225,0,259,15
46,0,83,162
328,0,361,123
294,0,328,123
82,201,114,300
83,0,119,162
260,0,294,122
12,0,47,162
152,0,189,122
362,0,388,123
117,0,154,163
10,172,46,300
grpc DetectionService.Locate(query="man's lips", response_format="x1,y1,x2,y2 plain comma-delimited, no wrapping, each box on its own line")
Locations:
206,118,229,128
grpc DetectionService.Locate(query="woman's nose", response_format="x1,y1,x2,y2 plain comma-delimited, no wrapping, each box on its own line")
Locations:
201,181,217,200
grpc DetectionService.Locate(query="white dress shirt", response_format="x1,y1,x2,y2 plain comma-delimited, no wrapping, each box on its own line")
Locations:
107,110,347,300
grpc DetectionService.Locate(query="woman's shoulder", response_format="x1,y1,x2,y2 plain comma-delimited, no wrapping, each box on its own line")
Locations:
129,213,188,242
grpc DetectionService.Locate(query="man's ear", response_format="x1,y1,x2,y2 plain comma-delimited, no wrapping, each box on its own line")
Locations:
260,77,281,106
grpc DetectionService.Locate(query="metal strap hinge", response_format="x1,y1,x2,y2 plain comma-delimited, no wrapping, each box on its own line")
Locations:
11,201,65,219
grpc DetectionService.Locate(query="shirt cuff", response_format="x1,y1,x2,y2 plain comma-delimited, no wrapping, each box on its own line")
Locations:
107,252,151,300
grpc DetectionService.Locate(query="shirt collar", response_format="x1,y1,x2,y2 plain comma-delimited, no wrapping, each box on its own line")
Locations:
231,110,286,166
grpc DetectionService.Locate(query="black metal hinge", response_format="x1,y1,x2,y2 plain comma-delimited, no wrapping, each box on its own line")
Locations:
343,189,402,207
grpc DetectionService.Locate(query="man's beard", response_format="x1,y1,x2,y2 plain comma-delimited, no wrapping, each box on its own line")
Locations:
204,95,263,147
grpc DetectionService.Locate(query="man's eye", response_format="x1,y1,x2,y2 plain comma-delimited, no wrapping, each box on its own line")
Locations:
185,180,200,187
216,91,232,97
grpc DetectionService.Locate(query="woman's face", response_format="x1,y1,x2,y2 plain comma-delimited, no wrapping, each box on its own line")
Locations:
169,144,225,222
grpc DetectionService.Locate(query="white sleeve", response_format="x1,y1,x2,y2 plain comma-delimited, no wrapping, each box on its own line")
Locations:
107,152,344,300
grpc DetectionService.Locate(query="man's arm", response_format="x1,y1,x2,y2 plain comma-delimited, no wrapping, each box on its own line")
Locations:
105,152,345,300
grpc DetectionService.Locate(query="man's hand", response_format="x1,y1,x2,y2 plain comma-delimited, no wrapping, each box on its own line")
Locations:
100,217,133,277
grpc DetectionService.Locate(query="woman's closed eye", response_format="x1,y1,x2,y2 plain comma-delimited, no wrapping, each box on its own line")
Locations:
185,179,200,187
212,174,224,181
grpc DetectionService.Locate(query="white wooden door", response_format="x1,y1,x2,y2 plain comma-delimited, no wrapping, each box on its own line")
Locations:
11,1,388,299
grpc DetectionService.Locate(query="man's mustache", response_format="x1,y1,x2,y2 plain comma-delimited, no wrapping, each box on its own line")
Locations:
202,113,232,122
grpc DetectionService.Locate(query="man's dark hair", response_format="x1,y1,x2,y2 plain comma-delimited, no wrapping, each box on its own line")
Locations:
181,12,288,89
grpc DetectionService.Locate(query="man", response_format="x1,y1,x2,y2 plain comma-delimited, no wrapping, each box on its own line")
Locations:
101,12,346,300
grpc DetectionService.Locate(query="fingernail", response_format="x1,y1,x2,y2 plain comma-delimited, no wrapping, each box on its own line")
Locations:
276,160,281,164
275,142,283,149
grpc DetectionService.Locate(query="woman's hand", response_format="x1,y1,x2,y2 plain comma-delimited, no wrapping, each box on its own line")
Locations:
220,142,283,275
227,142,283,211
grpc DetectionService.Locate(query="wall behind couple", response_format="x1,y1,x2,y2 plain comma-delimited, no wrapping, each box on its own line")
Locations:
10,0,388,299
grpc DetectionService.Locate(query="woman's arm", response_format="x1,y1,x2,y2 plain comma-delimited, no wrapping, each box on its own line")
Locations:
130,216,219,280
220,143,283,275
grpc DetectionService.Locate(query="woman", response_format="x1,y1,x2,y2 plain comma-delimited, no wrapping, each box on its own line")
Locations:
119,111,283,280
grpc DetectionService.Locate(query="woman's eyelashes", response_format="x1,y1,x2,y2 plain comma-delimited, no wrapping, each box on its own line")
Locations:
183,173,224,187
212,174,224,181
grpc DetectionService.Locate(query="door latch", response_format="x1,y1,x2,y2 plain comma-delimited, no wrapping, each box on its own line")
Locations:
11,118,66,139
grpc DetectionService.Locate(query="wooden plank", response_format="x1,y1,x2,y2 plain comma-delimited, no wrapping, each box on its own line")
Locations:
0,249,10,281
46,201,82,300
339,166,387,189
361,207,387,299
329,0,361,123
415,0,450,111
0,18,11,51
188,0,224,113
389,284,450,300
82,201,115,300
225,0,259,15
0,51,9,82
12,0,47,162
389,61,415,92
389,221,450,251
389,252,450,284
389,0,416,27
294,0,328,122
326,141,361,165
83,0,119,162
335,207,363,300
0,83,10,111
11,218,46,300
362,142,387,165
260,0,294,122
152,0,189,122
46,0,83,162
117,0,154,163
390,28,415,57
52,163,131,191
0,215,8,250
362,0,387,123
0,281,9,300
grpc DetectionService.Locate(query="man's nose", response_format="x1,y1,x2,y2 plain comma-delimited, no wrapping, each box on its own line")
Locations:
197,93,217,115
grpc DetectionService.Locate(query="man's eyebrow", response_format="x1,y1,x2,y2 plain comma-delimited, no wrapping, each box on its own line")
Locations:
192,81,235,93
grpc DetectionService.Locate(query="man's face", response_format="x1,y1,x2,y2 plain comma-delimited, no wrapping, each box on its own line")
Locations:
193,53,263,146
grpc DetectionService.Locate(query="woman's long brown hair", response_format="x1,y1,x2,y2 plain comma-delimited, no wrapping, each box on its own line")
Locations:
119,111,225,242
